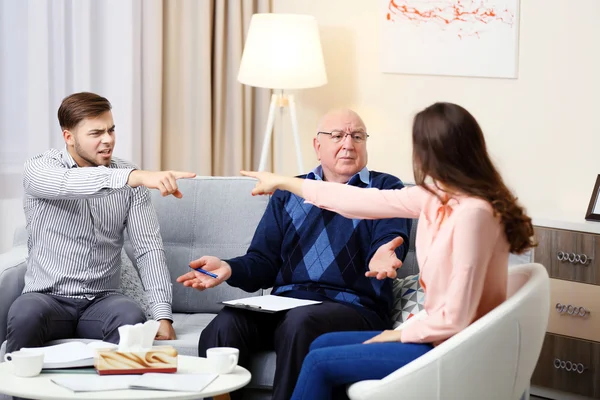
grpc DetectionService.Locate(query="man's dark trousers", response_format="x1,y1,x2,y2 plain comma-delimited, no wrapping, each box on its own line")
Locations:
198,300,387,400
6,292,146,352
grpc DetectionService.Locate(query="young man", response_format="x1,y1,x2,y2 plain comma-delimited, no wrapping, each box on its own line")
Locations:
177,109,412,400
6,92,195,352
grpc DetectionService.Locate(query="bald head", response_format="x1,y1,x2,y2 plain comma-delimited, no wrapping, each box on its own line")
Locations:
317,108,366,133
313,108,368,183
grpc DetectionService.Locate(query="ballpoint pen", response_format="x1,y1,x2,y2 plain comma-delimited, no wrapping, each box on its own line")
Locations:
189,265,219,279
239,304,262,309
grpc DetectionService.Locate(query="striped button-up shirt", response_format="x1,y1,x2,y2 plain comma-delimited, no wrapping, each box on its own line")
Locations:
22,148,173,321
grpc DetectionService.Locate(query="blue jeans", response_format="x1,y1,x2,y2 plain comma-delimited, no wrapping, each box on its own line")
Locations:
290,331,433,400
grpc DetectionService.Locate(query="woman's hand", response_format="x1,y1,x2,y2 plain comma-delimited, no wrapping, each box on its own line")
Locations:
240,170,304,197
363,330,403,344
240,171,284,195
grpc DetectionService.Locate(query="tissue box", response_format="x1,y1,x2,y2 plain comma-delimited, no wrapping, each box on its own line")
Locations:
94,345,178,375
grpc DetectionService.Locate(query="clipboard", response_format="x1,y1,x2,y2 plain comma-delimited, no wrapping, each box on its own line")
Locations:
219,302,279,313
220,295,322,313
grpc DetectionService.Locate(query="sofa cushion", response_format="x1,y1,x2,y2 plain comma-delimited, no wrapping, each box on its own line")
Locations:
398,219,419,279
124,177,269,314
168,313,217,356
390,274,425,328
120,250,152,319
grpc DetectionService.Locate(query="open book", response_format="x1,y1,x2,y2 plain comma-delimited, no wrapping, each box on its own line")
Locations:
22,341,117,369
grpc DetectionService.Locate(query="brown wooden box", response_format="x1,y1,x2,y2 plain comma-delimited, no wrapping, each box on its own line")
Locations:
94,345,178,375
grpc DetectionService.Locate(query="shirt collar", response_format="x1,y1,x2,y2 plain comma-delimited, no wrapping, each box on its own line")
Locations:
307,165,370,186
61,147,79,168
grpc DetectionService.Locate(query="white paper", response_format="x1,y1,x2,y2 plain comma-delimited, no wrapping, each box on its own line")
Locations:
50,373,218,393
130,373,218,392
222,294,321,312
51,375,137,392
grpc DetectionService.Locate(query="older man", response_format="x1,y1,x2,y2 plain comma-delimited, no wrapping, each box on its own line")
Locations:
177,109,411,400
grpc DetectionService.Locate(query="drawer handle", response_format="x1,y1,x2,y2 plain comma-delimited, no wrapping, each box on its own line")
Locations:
565,361,573,371
579,253,591,265
577,307,590,317
555,303,590,317
554,358,586,374
556,251,593,265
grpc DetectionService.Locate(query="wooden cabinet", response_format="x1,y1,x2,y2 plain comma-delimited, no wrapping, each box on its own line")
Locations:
531,224,600,398
532,333,600,398
536,227,600,284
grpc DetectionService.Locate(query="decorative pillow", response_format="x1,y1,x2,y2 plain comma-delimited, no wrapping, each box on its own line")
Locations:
390,274,425,328
120,250,152,319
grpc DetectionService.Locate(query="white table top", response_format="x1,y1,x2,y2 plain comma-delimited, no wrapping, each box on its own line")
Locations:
0,355,251,400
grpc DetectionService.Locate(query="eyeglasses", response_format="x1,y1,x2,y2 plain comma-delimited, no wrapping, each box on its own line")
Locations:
317,131,369,143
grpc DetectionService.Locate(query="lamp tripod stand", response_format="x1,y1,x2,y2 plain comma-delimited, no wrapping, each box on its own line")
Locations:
258,91,304,173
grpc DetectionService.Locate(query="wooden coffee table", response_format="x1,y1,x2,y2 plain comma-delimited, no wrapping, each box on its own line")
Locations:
0,355,251,400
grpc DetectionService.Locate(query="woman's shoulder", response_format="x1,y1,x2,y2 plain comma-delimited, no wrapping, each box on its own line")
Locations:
457,196,493,212
453,196,499,227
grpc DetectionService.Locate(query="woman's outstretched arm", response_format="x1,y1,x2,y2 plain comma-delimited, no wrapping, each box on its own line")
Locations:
241,170,423,220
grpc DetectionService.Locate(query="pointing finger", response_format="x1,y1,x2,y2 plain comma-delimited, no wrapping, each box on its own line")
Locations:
173,171,197,180
240,170,258,178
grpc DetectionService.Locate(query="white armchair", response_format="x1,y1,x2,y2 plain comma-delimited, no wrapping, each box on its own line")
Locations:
347,263,550,400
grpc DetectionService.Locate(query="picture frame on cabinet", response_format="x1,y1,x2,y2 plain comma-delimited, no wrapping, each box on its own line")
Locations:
585,174,600,221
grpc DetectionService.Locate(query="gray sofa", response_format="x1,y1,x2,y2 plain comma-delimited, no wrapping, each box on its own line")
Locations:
0,176,529,399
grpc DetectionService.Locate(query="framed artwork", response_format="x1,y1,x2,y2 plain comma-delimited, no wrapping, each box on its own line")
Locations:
585,175,600,222
381,0,520,78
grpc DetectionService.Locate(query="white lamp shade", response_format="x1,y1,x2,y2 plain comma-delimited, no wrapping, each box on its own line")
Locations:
238,13,328,90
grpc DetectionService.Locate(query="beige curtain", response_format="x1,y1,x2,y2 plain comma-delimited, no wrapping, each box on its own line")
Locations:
158,0,271,175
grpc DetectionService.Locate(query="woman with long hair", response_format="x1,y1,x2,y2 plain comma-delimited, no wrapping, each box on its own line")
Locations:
242,102,535,400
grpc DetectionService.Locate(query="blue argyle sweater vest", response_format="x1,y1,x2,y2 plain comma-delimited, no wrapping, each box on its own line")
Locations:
226,168,410,323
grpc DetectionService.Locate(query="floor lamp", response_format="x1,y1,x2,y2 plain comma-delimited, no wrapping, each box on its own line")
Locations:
238,13,328,173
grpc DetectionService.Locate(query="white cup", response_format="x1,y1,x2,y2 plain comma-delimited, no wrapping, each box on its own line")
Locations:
4,350,44,377
206,347,239,374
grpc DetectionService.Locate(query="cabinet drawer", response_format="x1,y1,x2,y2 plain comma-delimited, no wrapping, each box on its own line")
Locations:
531,333,600,398
534,227,600,285
548,279,600,342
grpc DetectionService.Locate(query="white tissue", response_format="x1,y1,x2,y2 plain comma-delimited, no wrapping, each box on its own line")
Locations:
117,320,160,352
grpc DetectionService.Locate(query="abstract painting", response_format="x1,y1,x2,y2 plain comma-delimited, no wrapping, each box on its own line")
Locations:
381,0,520,78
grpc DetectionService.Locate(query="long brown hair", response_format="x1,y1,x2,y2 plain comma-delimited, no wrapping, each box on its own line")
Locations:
412,102,534,254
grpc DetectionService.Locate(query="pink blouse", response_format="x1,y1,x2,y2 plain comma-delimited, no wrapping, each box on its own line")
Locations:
302,181,509,345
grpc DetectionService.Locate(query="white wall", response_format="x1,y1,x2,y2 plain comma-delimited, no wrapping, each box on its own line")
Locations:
272,0,600,223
